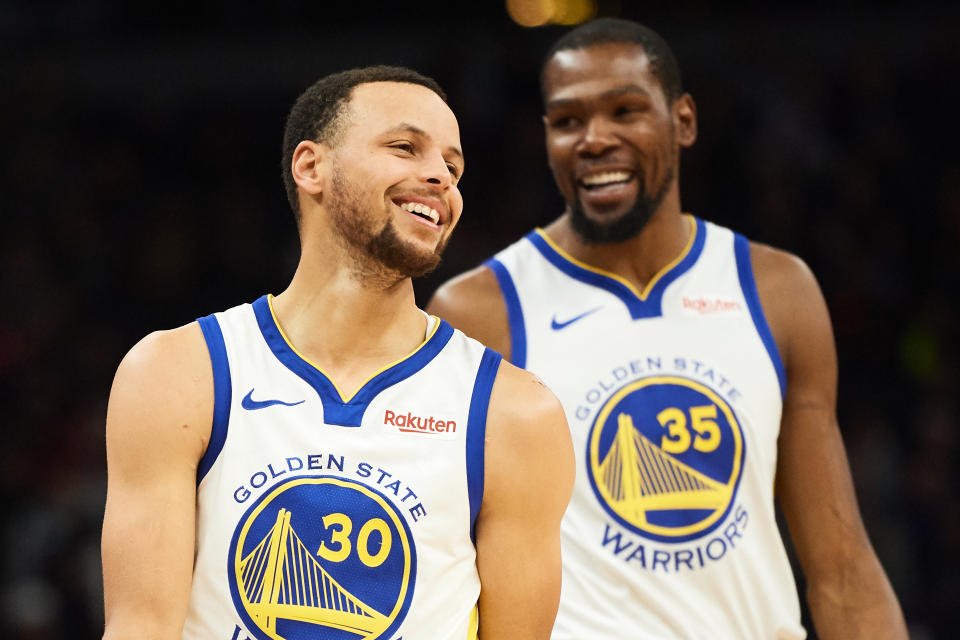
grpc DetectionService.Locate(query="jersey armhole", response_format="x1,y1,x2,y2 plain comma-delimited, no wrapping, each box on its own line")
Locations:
734,234,787,397
196,314,232,484
466,347,503,543
484,258,526,368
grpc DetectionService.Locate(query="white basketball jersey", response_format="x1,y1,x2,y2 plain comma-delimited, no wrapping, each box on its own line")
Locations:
182,295,500,640
488,217,805,640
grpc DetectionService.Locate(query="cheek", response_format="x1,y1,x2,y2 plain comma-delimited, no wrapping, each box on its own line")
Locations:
546,141,575,183
650,133,676,178
448,190,465,228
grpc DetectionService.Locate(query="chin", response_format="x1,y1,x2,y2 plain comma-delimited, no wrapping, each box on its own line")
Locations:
570,202,652,244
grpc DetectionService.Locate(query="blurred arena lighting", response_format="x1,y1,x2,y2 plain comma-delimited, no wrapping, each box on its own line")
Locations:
507,0,597,27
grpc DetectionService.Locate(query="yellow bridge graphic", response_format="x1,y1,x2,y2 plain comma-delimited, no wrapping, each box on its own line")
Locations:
239,509,387,638
598,414,730,525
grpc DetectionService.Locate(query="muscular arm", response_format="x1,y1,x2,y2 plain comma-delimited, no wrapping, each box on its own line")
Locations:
101,324,213,639
427,266,512,359
753,244,907,640
474,362,575,639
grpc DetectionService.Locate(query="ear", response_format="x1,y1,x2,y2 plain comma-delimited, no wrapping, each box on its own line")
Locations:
674,93,697,148
291,140,327,200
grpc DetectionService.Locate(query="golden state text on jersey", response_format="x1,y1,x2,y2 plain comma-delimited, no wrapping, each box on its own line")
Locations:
228,475,415,640
587,375,744,543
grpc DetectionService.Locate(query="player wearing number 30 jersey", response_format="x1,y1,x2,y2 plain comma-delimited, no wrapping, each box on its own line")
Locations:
101,66,574,640
182,297,498,640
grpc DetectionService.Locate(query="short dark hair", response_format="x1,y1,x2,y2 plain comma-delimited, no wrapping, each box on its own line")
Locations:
281,65,447,221
541,18,683,104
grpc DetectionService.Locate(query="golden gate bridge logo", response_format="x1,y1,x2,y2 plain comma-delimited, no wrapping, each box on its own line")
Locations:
229,476,415,640
588,376,744,542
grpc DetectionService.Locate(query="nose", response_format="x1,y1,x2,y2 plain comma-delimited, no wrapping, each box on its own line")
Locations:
577,116,618,156
421,150,453,190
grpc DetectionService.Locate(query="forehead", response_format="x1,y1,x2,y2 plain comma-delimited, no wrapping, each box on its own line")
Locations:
543,42,663,105
342,81,461,146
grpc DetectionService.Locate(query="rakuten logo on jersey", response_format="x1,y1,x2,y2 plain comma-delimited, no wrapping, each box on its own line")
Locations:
384,409,457,436
682,296,743,314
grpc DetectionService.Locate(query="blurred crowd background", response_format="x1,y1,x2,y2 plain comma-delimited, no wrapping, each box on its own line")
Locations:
1,1,958,638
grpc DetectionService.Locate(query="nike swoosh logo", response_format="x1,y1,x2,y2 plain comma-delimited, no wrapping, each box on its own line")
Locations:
241,388,305,410
551,307,603,331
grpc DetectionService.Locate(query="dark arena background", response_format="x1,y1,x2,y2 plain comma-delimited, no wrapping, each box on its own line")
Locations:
1,1,958,637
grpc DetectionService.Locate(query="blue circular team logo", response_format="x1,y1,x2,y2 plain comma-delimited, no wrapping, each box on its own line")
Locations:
228,475,416,640
587,376,745,543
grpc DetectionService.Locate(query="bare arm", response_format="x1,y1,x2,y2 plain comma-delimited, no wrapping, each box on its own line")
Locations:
101,324,213,639
753,244,907,640
427,265,512,360
474,361,575,639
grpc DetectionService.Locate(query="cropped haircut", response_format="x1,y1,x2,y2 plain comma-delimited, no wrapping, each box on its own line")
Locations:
281,65,447,221
541,18,683,105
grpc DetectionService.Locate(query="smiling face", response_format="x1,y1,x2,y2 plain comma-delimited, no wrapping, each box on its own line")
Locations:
318,81,465,279
542,42,694,243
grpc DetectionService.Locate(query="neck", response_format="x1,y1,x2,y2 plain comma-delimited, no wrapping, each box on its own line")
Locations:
543,189,692,292
270,241,428,392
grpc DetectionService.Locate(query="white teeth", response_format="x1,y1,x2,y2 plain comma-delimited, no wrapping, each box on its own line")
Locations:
400,201,440,224
581,171,632,187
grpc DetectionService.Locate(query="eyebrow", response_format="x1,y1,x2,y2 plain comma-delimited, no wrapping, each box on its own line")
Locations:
385,122,463,162
545,84,653,111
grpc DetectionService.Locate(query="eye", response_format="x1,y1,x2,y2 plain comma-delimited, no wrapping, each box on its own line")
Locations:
446,163,460,179
548,115,580,130
390,141,415,154
614,102,648,117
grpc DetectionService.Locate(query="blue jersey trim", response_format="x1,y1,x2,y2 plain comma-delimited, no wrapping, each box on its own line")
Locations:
466,347,502,543
526,217,707,320
734,234,787,397
196,314,231,484
485,258,526,369
251,295,455,426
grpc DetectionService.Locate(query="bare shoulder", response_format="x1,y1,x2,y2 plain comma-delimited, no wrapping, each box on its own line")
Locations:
427,265,511,358
107,322,214,472
489,359,563,421
482,357,574,514
112,322,212,411
485,359,571,461
749,241,823,304
749,241,830,362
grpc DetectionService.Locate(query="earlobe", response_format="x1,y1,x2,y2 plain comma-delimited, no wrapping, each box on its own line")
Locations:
675,94,698,148
292,140,325,197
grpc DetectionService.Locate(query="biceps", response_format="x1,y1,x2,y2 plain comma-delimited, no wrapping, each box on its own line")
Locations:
475,512,562,638
102,471,197,633
776,400,870,577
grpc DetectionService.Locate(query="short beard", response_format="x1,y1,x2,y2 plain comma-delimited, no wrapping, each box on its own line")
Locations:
569,165,674,244
327,166,446,285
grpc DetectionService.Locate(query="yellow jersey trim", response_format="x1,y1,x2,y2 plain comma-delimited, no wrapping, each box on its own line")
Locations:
534,213,696,301
266,294,441,403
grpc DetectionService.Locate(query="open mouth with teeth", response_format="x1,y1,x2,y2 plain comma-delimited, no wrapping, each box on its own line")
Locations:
579,170,634,190
398,201,440,225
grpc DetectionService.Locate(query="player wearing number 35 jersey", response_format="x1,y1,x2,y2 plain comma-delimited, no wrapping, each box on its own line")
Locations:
428,17,906,640
480,217,799,638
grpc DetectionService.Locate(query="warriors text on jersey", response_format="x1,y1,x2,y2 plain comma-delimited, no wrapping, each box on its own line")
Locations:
487,216,805,639
182,295,500,640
